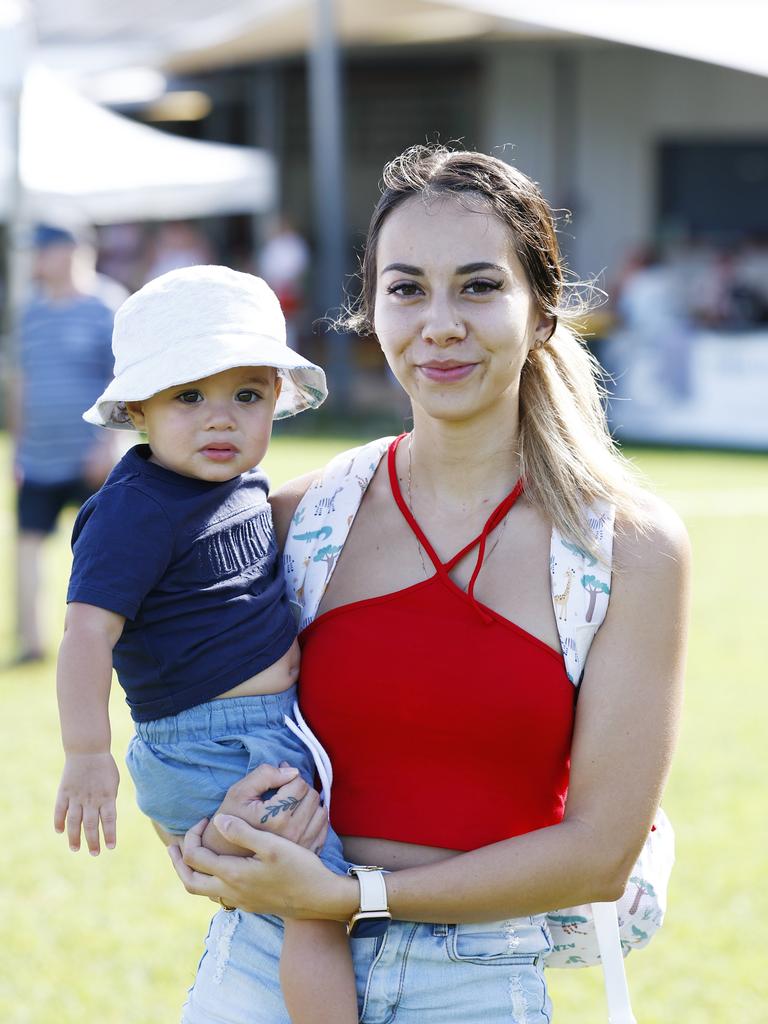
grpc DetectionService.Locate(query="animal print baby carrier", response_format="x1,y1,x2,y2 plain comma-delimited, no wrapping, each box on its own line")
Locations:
283,438,674,1018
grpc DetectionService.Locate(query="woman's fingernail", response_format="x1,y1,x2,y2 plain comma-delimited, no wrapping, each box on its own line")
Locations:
214,814,233,832
279,764,298,775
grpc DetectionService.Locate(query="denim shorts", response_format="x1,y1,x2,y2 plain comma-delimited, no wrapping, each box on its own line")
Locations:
181,910,552,1023
125,686,348,874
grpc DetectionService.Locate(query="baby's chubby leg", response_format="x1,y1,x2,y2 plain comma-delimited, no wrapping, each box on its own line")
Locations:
202,763,358,1022
281,919,358,1024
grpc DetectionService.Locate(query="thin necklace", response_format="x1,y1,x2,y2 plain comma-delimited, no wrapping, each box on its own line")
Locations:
406,432,510,581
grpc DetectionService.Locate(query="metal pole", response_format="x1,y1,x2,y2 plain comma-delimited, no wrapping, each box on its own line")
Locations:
1,5,34,420
249,64,281,262
552,50,579,268
1,85,24,356
308,0,350,409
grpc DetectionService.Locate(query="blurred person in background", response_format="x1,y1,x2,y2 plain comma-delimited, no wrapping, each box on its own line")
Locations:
8,224,125,664
143,220,214,283
258,215,310,350
721,241,768,327
97,223,146,293
615,245,693,400
669,241,768,331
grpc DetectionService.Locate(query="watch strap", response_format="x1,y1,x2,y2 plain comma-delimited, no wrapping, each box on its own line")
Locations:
350,866,388,913
347,866,391,938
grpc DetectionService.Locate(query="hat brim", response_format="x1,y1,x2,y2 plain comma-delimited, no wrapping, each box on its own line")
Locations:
83,334,327,429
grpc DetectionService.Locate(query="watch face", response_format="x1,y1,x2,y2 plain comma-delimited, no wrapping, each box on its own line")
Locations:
349,915,390,940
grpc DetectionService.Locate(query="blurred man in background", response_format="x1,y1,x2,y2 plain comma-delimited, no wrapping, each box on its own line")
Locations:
9,224,124,663
257,215,310,350
142,220,213,283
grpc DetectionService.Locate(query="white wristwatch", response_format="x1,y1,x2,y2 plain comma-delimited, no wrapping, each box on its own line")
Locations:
346,866,392,939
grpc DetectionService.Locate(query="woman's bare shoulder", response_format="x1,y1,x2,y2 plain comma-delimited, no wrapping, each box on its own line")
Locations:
613,490,690,579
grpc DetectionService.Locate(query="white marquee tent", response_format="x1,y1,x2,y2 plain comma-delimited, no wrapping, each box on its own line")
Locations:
0,66,275,224
153,0,768,79
0,2,275,358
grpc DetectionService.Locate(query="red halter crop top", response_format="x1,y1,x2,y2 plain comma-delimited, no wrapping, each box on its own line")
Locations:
298,435,574,851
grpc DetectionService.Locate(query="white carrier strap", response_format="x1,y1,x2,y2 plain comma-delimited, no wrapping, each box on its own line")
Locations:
593,902,638,1024
283,700,334,810
283,437,393,633
281,438,393,813
550,504,614,685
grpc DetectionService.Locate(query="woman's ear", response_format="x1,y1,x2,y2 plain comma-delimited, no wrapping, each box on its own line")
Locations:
274,374,283,400
124,401,146,431
533,312,557,346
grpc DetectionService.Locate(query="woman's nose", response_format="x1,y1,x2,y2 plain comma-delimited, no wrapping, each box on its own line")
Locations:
421,298,466,346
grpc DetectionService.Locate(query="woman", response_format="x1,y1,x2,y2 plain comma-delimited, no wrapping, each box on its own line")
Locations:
170,145,689,1022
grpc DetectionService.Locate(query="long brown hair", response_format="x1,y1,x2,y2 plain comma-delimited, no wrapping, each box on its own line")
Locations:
345,144,647,553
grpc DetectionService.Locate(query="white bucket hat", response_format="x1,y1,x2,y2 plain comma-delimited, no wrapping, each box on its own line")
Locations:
84,265,327,429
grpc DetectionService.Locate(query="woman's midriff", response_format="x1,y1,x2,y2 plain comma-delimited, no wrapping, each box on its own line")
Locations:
342,835,461,871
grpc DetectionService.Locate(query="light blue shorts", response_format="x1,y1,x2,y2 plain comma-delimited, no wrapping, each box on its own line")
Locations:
125,685,348,874
181,910,552,1023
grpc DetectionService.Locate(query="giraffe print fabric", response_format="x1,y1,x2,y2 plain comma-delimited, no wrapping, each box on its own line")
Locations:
283,437,393,633
549,503,613,686
283,437,674,970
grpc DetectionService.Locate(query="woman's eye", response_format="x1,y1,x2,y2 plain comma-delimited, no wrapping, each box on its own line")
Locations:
236,389,261,403
387,281,423,298
176,390,202,404
463,278,503,295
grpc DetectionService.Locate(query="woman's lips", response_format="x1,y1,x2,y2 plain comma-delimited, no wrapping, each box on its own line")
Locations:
417,362,477,382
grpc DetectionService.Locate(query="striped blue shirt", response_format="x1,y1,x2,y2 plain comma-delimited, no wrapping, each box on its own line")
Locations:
16,289,118,483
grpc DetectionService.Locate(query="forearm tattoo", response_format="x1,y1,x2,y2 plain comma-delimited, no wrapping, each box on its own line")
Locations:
260,794,306,824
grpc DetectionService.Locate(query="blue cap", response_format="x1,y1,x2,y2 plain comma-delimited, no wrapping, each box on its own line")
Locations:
33,224,79,249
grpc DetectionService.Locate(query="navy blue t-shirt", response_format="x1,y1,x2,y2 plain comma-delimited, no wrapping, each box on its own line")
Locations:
67,445,296,722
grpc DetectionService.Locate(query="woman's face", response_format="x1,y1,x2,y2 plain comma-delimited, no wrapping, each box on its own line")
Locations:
373,193,551,423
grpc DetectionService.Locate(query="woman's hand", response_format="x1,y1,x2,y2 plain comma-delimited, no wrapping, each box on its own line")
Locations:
169,816,356,921
201,763,329,856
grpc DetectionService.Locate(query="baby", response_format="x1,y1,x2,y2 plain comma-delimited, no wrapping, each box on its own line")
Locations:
53,266,357,1023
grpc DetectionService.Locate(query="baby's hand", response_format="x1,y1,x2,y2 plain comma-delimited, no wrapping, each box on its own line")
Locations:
54,753,120,855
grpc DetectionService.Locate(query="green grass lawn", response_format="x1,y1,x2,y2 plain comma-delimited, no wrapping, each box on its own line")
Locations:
1,431,766,1023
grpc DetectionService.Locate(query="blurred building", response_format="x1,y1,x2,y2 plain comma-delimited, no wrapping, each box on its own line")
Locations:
7,1,768,442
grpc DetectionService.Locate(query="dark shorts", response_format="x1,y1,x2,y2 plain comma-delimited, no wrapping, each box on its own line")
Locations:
17,478,95,534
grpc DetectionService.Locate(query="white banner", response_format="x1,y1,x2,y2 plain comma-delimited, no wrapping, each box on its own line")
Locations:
607,329,768,450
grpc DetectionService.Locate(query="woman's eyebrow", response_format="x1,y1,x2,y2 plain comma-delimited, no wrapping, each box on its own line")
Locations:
381,261,507,276
381,262,422,276
456,261,506,275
